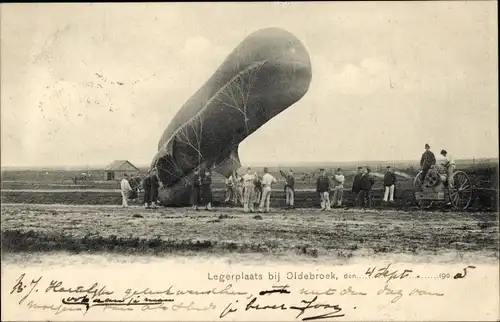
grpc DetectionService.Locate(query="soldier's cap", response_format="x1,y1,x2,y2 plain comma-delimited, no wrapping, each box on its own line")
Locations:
319,168,325,171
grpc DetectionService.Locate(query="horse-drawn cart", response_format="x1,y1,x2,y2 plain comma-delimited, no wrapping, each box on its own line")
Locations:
413,166,473,210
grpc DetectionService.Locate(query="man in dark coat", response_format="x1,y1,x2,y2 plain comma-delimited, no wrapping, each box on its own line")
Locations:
357,167,375,208
201,170,213,211
191,169,201,210
420,143,436,183
150,168,160,209
253,173,262,205
127,176,141,201
316,168,331,211
142,173,152,209
352,166,363,204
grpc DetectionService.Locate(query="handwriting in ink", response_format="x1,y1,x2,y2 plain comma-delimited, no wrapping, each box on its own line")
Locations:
409,288,444,297
10,274,43,305
377,284,404,303
219,288,345,321
61,294,174,313
365,264,413,283
46,280,114,299
259,285,291,296
171,301,217,312
453,266,476,279
26,300,82,315
289,296,345,321
123,284,246,301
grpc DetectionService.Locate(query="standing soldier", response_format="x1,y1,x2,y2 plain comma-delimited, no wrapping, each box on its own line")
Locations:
142,172,152,209
253,172,262,206
259,167,277,213
201,170,213,211
351,167,363,204
233,172,244,205
383,166,397,203
316,168,331,211
191,169,201,210
440,149,456,186
332,168,345,207
224,173,235,203
120,174,132,208
358,167,375,208
150,168,160,209
242,167,256,213
420,143,436,182
280,169,295,209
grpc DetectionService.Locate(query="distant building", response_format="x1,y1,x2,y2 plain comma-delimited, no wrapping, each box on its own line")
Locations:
104,160,139,181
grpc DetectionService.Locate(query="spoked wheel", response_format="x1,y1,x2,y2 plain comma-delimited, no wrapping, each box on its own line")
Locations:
413,171,433,209
449,171,473,210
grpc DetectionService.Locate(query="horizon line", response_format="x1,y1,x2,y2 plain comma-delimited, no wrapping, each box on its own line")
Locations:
1,157,498,170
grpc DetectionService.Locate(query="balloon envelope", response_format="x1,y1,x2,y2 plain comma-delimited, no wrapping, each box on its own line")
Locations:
151,27,312,205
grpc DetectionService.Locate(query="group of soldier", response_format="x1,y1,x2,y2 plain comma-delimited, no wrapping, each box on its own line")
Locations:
119,143,455,211
222,167,286,213
420,143,456,186
222,166,364,212
119,168,160,209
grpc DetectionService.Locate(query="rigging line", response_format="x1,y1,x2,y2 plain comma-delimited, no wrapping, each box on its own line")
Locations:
156,60,268,157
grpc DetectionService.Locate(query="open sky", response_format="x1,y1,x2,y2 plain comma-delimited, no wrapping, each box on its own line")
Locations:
1,2,498,168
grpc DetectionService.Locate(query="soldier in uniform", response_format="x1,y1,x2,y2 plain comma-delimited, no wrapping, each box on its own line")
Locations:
253,172,262,205
351,167,363,204
440,149,456,186
316,168,331,211
242,167,256,213
191,169,201,210
142,172,152,209
280,169,295,209
224,173,235,203
150,168,160,209
332,168,345,207
201,170,213,211
420,143,436,183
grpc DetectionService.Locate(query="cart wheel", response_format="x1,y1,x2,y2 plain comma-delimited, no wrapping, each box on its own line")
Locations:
413,171,433,209
449,171,473,210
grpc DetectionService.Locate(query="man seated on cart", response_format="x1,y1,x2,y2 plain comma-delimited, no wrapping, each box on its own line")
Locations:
440,149,456,187
420,143,436,184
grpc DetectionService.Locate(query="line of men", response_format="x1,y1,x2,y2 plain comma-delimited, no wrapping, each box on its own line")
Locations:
120,165,397,211
119,143,453,210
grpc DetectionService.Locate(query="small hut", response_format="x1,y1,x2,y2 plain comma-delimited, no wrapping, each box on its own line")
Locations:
104,160,139,181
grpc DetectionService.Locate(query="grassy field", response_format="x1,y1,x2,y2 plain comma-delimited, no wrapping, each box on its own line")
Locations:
1,204,498,260
1,161,497,260
1,187,498,211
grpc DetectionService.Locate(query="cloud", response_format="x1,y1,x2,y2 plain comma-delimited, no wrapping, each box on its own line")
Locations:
177,36,230,65
179,36,212,57
330,58,393,95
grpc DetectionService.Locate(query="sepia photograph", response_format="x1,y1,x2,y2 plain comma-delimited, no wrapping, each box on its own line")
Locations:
1,2,498,321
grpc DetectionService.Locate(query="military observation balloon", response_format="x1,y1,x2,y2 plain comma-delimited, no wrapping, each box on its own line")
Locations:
150,27,312,205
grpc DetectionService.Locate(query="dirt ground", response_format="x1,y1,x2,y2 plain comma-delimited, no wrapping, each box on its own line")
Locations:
1,204,498,261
